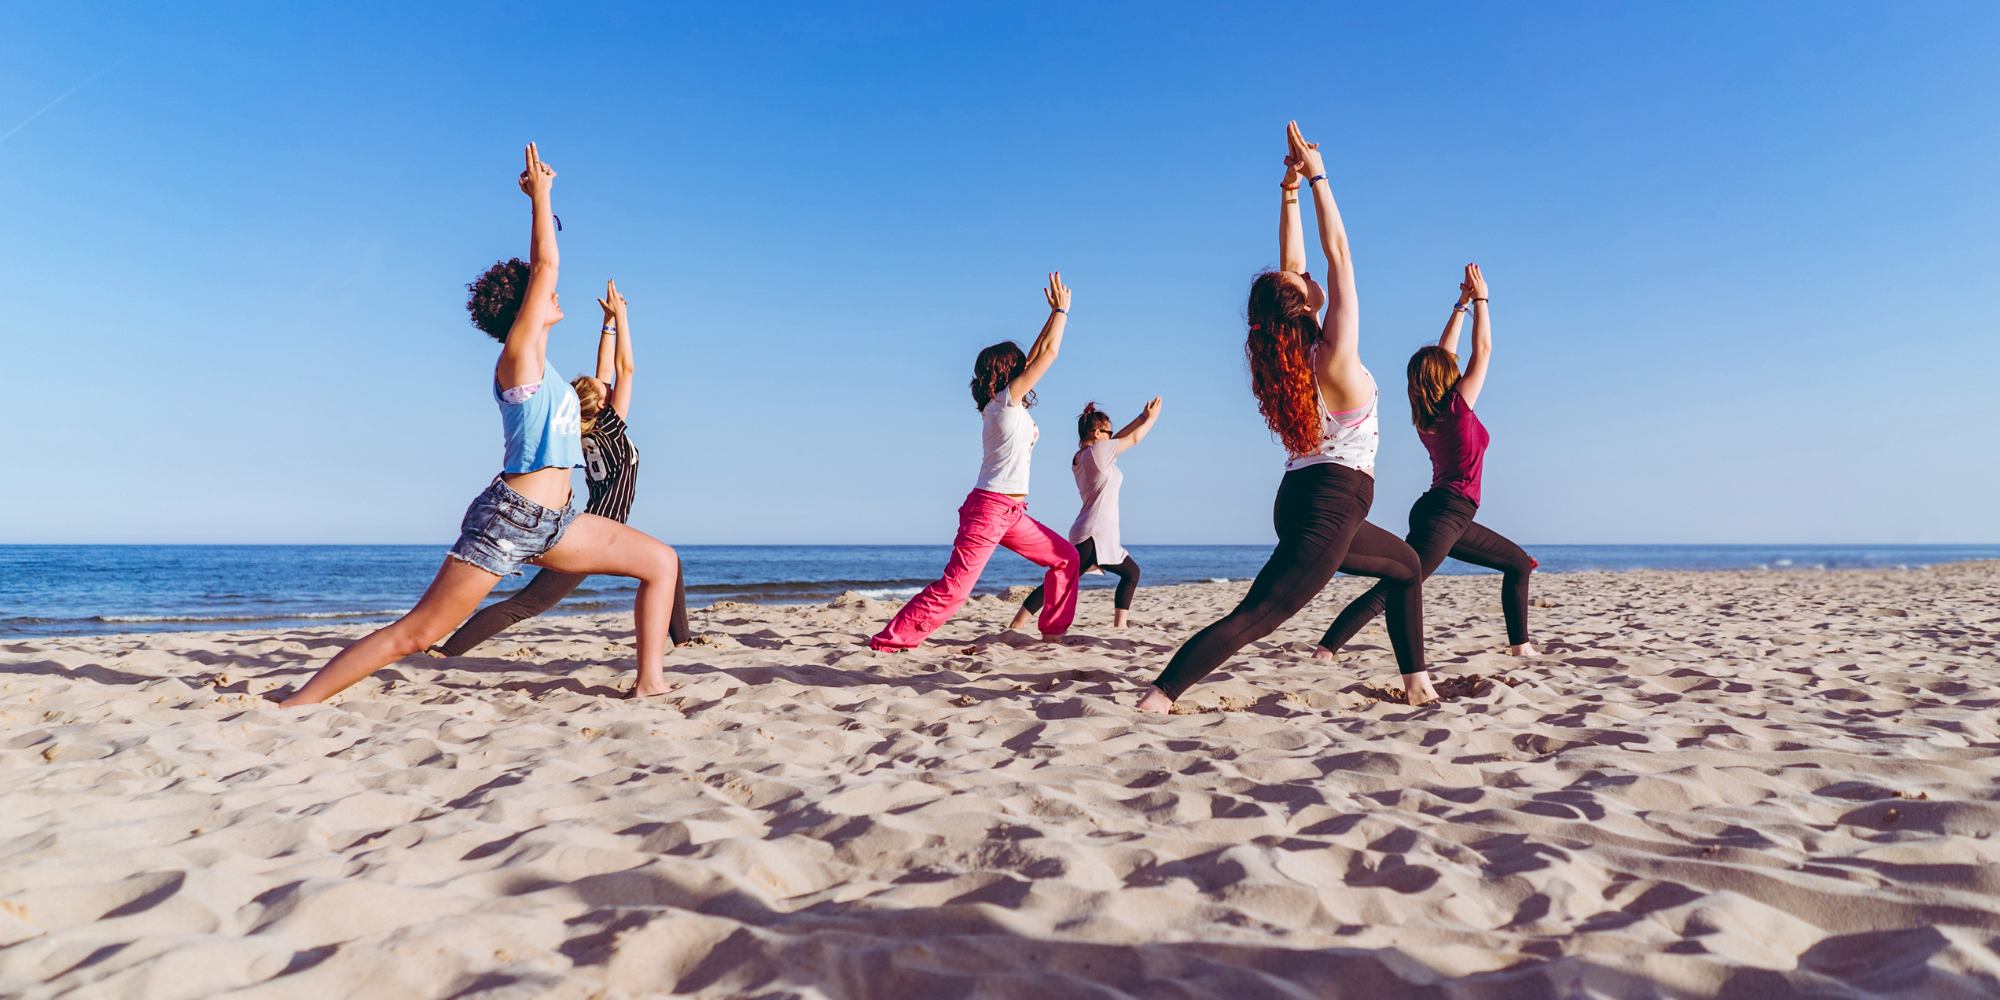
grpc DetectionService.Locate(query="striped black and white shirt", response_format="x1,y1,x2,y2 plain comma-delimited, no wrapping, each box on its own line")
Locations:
581,408,639,523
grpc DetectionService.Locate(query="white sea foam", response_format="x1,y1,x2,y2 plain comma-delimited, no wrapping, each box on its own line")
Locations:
1206,577,1230,583
855,588,922,601
98,609,410,624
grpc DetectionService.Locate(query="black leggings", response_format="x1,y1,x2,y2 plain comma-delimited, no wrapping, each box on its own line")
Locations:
1321,487,1533,650
1152,463,1423,698
1022,537,1141,612
436,562,690,657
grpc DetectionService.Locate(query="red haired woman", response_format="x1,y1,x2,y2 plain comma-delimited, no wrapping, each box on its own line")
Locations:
1315,263,1539,660
869,275,1082,651
1142,122,1431,711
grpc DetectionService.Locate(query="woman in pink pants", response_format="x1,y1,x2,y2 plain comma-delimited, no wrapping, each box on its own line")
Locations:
870,274,1082,651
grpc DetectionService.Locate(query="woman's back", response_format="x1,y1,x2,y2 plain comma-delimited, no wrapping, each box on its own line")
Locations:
975,388,1039,494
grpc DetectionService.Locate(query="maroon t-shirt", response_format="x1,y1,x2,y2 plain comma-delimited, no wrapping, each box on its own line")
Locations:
1420,389,1489,505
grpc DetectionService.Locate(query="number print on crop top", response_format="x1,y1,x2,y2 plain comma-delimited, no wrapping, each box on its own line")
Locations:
578,408,640,523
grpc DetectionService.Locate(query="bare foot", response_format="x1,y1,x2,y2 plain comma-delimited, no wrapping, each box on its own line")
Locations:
1136,686,1173,714
1040,632,1067,644
1311,645,1336,661
1402,670,1439,707
1509,642,1539,657
1009,608,1034,630
419,647,447,659
1112,610,1129,629
627,680,678,700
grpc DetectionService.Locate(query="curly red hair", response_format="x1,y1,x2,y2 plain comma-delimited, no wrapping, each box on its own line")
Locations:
1244,271,1323,456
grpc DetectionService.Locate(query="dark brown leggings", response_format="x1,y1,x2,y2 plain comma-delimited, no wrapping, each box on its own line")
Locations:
1321,487,1534,651
1152,463,1424,699
435,562,690,657
1021,537,1141,612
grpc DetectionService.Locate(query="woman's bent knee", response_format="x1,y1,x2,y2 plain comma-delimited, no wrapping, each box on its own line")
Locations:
384,629,434,660
643,542,679,581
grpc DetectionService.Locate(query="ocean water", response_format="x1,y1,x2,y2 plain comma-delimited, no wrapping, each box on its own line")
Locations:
2,543,1995,639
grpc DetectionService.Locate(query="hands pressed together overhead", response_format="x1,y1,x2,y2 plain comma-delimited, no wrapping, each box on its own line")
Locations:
597,278,628,326
1044,272,1071,314
1286,120,1325,185
1464,262,1488,301
518,142,556,198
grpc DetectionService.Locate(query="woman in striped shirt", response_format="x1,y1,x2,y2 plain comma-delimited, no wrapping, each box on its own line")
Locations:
426,279,688,657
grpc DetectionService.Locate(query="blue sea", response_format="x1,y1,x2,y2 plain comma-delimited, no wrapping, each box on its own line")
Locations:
2,543,1995,639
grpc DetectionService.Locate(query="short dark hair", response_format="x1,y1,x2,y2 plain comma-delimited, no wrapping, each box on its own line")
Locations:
971,341,1033,410
467,258,531,341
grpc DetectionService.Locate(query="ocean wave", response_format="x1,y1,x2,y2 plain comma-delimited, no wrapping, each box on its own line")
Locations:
96,609,411,624
853,587,923,601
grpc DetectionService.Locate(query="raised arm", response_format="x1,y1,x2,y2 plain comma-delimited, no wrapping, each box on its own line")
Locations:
597,279,636,417
1438,271,1473,354
594,282,618,384
1279,157,1306,274
1110,396,1163,454
496,143,561,390
1455,263,1492,408
1287,122,1368,409
1008,272,1070,403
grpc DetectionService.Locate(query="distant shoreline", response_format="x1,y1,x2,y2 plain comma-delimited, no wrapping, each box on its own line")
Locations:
6,555,1997,642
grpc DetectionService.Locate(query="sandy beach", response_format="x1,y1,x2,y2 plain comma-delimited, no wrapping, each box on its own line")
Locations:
3,563,1998,998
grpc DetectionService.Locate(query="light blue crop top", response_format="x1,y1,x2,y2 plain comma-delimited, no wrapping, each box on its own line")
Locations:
495,360,585,474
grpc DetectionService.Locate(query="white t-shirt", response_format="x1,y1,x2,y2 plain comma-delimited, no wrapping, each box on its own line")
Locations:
974,387,1038,494
1067,439,1126,567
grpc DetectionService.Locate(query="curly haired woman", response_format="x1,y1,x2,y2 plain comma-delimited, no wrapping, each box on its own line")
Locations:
1141,122,1430,711
282,145,684,706
869,275,1081,651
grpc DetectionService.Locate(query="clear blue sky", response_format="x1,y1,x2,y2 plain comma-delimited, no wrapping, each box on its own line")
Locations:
3,2,1995,545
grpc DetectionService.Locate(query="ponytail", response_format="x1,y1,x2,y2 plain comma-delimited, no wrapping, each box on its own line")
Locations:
1076,402,1113,443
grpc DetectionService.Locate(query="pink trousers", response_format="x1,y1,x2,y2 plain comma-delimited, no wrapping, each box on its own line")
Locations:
870,489,1080,651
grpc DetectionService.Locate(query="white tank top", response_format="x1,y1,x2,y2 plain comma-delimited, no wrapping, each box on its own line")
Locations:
975,387,1038,494
1284,365,1379,473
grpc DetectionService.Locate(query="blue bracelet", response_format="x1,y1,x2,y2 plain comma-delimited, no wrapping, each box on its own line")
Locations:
1054,308,1068,315
1307,174,1327,185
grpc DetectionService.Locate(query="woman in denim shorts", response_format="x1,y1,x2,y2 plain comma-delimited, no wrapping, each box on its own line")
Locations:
283,144,683,705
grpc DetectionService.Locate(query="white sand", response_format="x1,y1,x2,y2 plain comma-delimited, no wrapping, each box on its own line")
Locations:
3,563,1999,998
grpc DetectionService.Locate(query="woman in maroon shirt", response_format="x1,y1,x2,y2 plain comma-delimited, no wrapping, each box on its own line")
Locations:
1315,263,1540,660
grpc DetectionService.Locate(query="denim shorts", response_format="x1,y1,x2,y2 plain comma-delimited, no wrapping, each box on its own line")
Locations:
448,476,578,577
